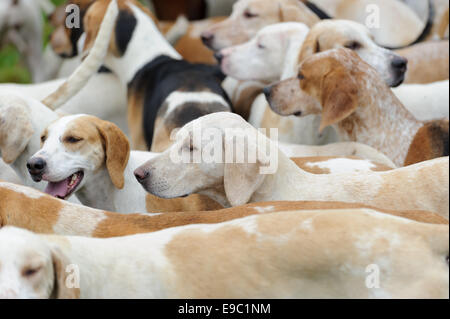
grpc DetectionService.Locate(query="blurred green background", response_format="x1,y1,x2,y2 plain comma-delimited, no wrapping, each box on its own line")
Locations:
0,0,67,83
0,0,149,83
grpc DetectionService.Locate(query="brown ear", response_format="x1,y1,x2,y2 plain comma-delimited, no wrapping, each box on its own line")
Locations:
96,119,130,189
278,1,319,26
319,67,359,132
298,30,321,63
223,132,269,207
51,247,80,299
0,98,34,164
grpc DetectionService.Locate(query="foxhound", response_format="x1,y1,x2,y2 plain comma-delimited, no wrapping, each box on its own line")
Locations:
219,20,407,145
1,210,448,298
202,0,430,51
74,0,232,151
306,0,428,47
24,114,392,213
265,48,449,167
26,114,222,213
5,181,447,238
134,113,449,218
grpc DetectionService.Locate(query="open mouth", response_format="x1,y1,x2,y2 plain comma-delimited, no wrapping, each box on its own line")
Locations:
44,171,84,200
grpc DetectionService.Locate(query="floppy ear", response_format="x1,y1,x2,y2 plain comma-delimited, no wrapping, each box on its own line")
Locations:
0,100,34,164
223,131,269,207
298,31,321,63
96,120,130,189
319,67,359,132
278,1,319,26
51,247,80,299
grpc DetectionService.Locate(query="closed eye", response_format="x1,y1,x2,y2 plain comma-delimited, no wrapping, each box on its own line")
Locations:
22,267,41,277
64,136,83,144
244,10,258,18
344,41,362,50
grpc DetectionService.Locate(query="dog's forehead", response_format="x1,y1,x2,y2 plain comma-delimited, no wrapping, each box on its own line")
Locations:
259,22,308,38
47,114,90,137
0,227,49,262
301,48,359,73
177,113,250,138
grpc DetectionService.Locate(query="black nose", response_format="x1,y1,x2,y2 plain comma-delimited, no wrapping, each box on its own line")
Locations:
263,86,272,101
391,56,408,72
214,52,223,64
134,167,149,184
26,158,46,180
201,32,214,47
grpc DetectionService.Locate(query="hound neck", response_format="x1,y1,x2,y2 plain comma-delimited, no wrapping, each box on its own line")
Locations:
106,3,181,85
335,69,423,167
75,168,117,212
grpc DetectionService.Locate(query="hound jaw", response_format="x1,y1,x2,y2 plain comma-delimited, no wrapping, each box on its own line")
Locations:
44,171,84,199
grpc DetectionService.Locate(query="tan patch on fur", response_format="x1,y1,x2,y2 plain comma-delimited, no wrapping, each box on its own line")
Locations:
396,41,449,84
0,187,62,234
405,119,449,166
173,18,226,64
231,83,264,120
164,209,447,298
145,193,223,213
67,116,130,188
127,86,148,150
289,156,392,174
150,117,173,152
83,0,158,54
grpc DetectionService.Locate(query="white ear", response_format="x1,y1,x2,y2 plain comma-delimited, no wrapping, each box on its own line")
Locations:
0,96,34,164
281,31,309,80
223,130,270,207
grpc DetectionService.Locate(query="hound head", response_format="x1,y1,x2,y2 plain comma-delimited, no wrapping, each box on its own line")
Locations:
27,115,130,200
298,20,407,87
265,48,367,133
134,112,276,207
0,226,79,299
201,0,319,51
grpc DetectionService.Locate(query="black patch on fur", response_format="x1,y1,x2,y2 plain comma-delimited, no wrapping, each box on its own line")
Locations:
304,1,332,20
115,10,137,56
128,55,232,150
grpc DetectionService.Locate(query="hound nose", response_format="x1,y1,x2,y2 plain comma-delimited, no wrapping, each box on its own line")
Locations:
391,56,408,72
134,167,149,184
201,31,214,48
263,86,272,101
26,158,46,180
214,52,224,63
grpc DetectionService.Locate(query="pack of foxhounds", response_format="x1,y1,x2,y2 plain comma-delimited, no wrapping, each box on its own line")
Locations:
0,0,448,299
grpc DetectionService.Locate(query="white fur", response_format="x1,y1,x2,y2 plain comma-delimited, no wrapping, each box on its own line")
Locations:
1,210,448,298
30,115,158,213
165,91,229,116
392,80,450,121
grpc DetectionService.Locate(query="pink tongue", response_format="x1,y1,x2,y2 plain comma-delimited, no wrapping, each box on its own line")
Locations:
45,178,71,198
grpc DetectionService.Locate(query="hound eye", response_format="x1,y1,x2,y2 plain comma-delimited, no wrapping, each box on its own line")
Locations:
244,10,258,18
65,136,83,144
345,41,362,50
298,73,305,80
22,267,41,277
257,43,265,49
40,135,47,143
